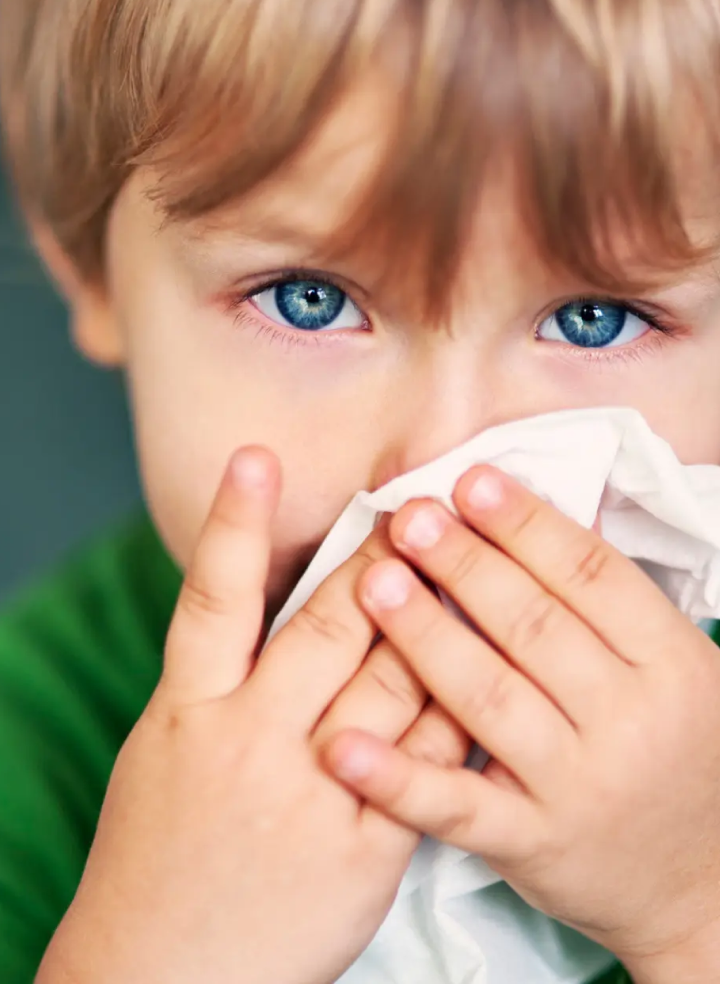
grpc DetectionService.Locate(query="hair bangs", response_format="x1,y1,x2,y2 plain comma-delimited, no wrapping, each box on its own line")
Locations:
3,0,720,306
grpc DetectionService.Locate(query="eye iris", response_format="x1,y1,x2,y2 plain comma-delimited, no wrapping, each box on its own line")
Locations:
275,281,345,330
556,301,627,348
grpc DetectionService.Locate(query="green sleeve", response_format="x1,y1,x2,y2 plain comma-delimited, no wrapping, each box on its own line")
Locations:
591,964,632,983
0,514,180,983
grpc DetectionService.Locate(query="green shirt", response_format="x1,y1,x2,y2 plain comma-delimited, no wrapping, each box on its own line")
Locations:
0,514,632,982
0,515,180,982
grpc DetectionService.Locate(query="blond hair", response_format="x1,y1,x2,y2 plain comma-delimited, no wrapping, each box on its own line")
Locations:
2,0,719,311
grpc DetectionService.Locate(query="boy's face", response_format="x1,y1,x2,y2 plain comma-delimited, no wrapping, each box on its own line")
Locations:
72,80,720,615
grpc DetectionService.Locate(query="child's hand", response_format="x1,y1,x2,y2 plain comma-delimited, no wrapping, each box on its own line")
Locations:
38,448,468,984
324,465,720,983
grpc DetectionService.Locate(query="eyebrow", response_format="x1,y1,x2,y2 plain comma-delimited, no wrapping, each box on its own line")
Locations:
170,222,327,279
177,208,337,253
169,215,384,305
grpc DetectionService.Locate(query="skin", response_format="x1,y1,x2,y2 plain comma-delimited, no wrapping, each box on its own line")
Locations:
35,76,720,981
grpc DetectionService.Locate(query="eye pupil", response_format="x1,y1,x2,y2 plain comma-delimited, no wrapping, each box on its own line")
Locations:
580,304,600,323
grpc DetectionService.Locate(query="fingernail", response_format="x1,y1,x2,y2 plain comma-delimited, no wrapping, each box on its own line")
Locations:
468,472,505,510
401,506,447,550
364,564,412,610
230,450,268,489
333,742,376,781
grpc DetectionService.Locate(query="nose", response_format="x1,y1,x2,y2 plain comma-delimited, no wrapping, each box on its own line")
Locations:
369,343,511,490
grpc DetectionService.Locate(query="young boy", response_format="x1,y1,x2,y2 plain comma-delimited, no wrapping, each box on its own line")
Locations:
2,0,720,981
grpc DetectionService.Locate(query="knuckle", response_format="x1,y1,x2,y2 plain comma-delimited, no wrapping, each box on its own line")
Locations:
408,731,465,769
460,666,514,723
210,485,254,532
179,576,230,620
405,734,445,765
366,653,424,711
411,609,452,661
144,690,203,740
383,770,417,817
508,502,542,541
352,542,387,574
506,592,559,652
567,540,612,590
292,602,355,647
428,800,474,842
483,758,525,794
408,706,470,767
446,543,483,589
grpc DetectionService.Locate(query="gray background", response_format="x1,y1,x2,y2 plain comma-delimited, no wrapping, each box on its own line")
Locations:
0,167,141,602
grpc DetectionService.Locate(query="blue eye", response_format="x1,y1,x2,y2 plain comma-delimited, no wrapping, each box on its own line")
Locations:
251,279,366,332
538,300,650,349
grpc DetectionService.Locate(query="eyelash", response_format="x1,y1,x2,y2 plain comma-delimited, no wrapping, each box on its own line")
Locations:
226,273,681,360
563,297,674,334
536,296,679,365
226,269,369,348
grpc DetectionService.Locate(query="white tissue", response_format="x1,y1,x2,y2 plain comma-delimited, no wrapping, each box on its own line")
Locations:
268,407,720,984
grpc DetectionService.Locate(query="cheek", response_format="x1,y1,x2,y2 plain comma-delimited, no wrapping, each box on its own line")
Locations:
114,297,382,601
628,361,720,465
137,426,360,596
642,406,720,465
534,342,720,465
126,359,370,573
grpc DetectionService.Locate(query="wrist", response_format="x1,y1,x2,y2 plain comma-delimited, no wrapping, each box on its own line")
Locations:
621,919,720,984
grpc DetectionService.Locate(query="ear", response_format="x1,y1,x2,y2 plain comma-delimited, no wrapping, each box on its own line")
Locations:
30,223,126,367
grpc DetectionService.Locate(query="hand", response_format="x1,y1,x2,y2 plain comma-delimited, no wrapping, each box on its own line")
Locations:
37,448,468,984
323,465,720,982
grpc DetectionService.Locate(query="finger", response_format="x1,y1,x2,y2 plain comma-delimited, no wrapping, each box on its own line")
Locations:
338,698,470,860
163,447,280,704
312,639,427,748
389,500,628,726
398,699,472,769
453,466,682,664
325,729,534,857
249,524,397,733
358,560,579,796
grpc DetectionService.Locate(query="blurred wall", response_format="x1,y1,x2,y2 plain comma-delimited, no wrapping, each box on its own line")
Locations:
0,169,141,602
